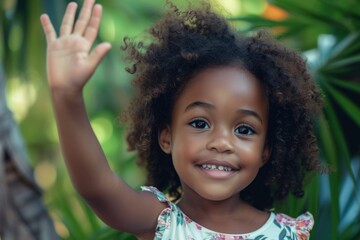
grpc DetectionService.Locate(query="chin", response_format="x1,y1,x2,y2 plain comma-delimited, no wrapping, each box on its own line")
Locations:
198,188,240,202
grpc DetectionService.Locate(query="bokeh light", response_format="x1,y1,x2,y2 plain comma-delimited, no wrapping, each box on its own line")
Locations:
6,77,37,122
34,161,57,190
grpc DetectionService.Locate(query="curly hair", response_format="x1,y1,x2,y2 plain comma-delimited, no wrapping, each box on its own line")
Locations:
122,1,323,210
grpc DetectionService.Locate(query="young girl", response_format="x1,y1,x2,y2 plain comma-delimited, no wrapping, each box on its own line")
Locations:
40,0,323,239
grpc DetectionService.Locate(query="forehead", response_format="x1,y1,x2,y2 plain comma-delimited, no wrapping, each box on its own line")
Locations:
174,66,268,111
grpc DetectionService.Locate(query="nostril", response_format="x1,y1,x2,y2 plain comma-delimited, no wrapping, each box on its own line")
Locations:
206,137,234,153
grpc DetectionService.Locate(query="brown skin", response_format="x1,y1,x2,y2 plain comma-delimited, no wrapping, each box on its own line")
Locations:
159,66,270,233
40,0,280,239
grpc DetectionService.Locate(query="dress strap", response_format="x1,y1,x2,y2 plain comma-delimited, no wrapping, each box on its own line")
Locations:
141,186,173,206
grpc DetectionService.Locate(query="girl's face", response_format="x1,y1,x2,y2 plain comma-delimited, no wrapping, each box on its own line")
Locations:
159,65,270,202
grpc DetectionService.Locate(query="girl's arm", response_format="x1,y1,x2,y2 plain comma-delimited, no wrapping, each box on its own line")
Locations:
40,0,165,236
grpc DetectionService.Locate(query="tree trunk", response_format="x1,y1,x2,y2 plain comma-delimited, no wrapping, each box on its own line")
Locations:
0,65,59,240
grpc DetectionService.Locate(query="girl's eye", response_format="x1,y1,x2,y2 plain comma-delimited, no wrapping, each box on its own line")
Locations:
235,125,255,135
189,119,209,129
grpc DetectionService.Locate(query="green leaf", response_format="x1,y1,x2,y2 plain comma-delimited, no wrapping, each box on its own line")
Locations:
326,54,360,69
77,195,102,231
230,15,308,40
89,227,136,240
324,98,360,205
276,25,307,40
327,77,360,95
54,193,87,239
318,115,340,240
327,32,360,62
229,15,298,28
319,0,360,26
322,81,360,127
306,175,319,218
269,0,348,30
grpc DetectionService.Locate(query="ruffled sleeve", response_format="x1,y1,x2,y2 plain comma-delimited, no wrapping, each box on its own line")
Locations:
295,212,314,240
275,211,314,240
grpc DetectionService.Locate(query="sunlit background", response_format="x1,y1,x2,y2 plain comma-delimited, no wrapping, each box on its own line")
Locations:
1,0,360,239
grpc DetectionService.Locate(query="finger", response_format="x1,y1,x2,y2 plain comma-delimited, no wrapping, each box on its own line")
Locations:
89,42,111,70
40,14,57,43
84,4,102,46
73,0,95,35
60,2,78,36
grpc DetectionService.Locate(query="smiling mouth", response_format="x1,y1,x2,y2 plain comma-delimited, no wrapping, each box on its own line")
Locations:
200,164,239,172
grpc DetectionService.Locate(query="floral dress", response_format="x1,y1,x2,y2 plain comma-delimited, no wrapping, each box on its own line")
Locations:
141,186,314,240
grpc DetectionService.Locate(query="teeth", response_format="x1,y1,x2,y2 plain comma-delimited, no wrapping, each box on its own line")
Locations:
201,164,232,171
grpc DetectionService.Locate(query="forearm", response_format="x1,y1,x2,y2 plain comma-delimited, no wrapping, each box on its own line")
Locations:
40,2,166,232
51,90,114,197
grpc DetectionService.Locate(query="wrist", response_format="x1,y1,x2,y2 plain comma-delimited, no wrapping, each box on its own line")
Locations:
50,86,84,106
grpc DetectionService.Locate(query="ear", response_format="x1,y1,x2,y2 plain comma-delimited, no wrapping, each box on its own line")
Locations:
261,144,271,166
158,126,172,154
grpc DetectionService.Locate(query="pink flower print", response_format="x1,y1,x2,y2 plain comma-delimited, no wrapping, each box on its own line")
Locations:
233,236,246,240
184,215,192,223
295,213,313,240
211,233,226,240
296,219,309,231
297,231,309,240
276,213,296,227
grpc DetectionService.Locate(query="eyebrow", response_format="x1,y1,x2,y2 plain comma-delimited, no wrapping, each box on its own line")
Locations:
184,101,263,123
184,101,215,112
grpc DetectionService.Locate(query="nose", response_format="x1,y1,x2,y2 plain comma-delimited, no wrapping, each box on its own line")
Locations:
206,127,234,153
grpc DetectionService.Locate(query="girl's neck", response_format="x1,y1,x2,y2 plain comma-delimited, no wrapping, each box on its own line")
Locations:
177,189,269,234
178,192,245,218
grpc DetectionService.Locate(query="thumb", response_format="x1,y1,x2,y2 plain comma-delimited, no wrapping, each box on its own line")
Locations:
89,42,112,70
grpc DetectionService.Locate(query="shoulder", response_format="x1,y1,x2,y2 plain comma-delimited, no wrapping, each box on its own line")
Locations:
274,212,314,240
141,186,169,202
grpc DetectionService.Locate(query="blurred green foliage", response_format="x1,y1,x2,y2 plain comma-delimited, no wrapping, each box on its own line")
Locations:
1,0,359,239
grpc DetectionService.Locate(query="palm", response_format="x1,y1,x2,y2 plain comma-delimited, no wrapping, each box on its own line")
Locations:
41,0,111,93
48,35,92,89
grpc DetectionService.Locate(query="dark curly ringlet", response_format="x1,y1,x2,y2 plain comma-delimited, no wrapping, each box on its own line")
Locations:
122,1,323,210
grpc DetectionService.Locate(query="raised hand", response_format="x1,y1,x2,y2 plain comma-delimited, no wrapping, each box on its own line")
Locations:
40,0,111,95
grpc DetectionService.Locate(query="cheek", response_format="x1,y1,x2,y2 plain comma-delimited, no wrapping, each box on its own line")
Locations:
171,133,202,162
235,141,265,163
